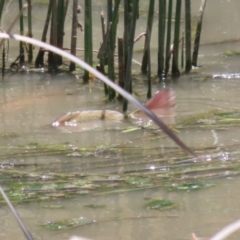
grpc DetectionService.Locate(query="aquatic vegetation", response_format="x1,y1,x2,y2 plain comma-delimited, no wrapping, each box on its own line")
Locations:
44,217,94,230
165,182,215,191
84,204,106,209
221,50,240,57
144,199,175,210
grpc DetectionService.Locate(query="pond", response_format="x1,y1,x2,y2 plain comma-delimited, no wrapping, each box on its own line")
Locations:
1,1,240,240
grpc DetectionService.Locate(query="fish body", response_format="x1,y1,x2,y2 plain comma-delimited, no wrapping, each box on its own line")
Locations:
52,110,125,127
51,88,175,127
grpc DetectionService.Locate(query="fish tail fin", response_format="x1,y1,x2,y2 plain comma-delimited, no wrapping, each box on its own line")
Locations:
144,88,175,110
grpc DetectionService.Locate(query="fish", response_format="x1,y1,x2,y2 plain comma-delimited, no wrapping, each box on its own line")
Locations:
51,88,176,127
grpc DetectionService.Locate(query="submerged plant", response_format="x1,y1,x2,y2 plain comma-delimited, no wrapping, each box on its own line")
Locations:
145,199,175,210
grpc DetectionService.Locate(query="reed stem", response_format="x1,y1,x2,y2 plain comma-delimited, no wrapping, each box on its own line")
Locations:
123,0,138,113
18,0,25,66
83,0,93,83
27,0,33,62
185,0,192,72
171,0,181,77
158,0,166,79
141,0,155,74
164,0,172,77
35,1,52,67
57,0,65,65
0,0,4,21
192,0,207,67
69,0,78,72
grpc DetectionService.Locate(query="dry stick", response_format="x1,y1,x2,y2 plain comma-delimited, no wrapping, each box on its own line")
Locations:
192,0,207,67
0,33,197,157
134,32,146,43
0,186,35,240
210,218,240,240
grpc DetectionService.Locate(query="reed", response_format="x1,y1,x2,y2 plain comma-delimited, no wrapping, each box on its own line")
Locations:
118,37,124,100
185,0,192,72
83,0,93,83
158,0,166,79
35,1,52,67
181,30,184,69
164,0,173,77
99,12,108,96
27,0,33,62
18,0,25,65
192,0,207,67
56,0,66,65
107,0,121,101
2,45,5,77
171,0,182,77
141,0,155,75
123,0,138,113
48,0,58,71
69,0,78,72
0,0,4,21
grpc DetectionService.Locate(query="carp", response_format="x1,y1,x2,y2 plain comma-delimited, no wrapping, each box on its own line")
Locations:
51,88,175,127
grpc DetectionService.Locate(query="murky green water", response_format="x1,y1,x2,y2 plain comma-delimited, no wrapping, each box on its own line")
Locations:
1,1,240,240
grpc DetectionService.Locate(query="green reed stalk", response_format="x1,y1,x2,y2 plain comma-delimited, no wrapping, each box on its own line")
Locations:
141,0,155,74
83,0,93,83
123,0,130,77
123,0,138,113
158,0,166,79
57,0,65,65
107,0,120,101
0,0,5,77
185,0,191,72
192,0,207,67
147,42,152,99
26,0,33,62
69,0,78,72
35,1,52,67
181,30,184,69
2,46,5,77
171,0,181,77
48,0,58,71
18,0,25,65
164,0,172,76
118,37,124,100
0,0,5,23
99,11,108,96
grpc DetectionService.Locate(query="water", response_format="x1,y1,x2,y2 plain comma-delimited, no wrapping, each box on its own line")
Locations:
1,1,240,240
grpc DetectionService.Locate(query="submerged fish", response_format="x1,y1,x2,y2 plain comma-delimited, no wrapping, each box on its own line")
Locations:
51,88,175,127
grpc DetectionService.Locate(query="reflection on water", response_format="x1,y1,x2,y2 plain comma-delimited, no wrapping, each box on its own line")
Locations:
1,1,240,240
